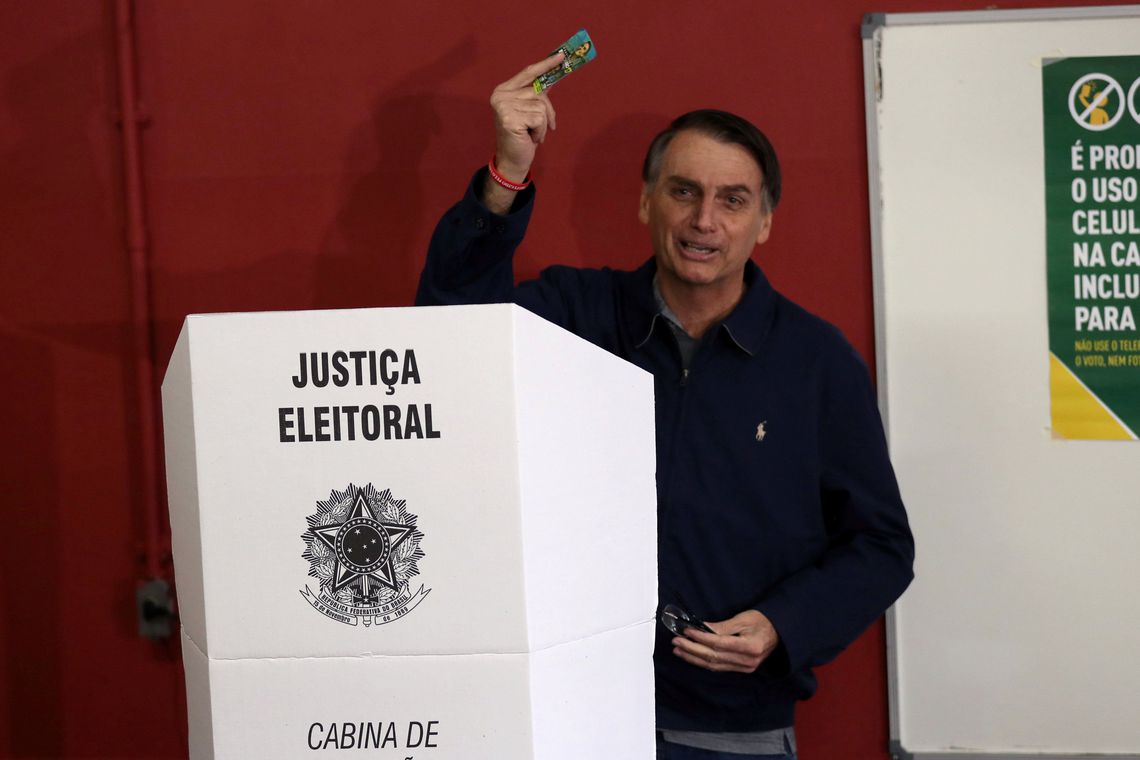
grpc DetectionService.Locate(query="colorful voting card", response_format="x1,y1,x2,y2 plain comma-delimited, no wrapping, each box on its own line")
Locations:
533,29,596,93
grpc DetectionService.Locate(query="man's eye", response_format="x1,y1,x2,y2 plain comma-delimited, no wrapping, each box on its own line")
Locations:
671,186,693,198
725,196,744,207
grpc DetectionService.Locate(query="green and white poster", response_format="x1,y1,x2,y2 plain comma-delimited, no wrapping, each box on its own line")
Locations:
1044,55,1140,440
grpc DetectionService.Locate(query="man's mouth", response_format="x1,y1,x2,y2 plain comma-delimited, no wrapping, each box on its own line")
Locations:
679,240,719,257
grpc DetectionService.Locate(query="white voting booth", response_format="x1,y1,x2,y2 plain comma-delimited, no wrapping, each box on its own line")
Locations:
161,303,658,759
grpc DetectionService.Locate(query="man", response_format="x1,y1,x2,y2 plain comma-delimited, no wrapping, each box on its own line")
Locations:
417,53,914,760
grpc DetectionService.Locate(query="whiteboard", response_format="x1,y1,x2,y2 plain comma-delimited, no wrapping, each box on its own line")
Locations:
862,7,1140,759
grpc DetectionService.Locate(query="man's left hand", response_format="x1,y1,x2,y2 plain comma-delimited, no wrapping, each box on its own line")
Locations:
671,609,780,673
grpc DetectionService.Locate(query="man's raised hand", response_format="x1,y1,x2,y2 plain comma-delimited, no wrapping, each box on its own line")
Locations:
488,52,563,184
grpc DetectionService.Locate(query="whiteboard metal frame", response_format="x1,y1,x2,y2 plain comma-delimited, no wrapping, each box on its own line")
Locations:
862,6,1140,760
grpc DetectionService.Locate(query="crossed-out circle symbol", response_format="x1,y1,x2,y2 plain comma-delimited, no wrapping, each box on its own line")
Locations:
1068,73,1125,131
1130,76,1140,127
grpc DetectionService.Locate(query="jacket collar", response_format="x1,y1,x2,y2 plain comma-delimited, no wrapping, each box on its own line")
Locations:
623,258,777,355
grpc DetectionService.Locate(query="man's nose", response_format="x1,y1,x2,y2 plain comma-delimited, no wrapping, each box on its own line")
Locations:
690,197,716,232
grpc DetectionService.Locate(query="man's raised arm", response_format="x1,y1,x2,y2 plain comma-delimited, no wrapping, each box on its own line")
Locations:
416,53,563,306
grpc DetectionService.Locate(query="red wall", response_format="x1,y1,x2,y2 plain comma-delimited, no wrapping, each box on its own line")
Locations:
1,1,1129,757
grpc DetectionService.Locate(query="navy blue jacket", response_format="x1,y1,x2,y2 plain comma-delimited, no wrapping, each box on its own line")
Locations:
418,171,914,732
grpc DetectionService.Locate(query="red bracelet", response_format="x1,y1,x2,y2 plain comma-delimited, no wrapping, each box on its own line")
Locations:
487,157,531,192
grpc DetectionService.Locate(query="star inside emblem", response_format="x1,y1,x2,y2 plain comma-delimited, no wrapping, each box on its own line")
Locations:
311,493,414,594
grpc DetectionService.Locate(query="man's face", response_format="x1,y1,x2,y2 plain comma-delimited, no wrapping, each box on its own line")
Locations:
639,130,772,293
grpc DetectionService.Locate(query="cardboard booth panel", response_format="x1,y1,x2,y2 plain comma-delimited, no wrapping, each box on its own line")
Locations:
527,621,656,760
511,306,657,650
162,305,656,660
164,326,209,651
165,305,521,659
182,622,655,760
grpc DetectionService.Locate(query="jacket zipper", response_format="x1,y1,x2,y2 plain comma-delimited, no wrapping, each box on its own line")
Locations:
661,351,691,559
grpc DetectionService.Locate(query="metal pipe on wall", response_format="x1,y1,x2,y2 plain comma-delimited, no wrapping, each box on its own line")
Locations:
114,0,169,613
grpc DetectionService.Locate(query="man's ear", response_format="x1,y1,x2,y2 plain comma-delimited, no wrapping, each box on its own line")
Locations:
755,212,773,245
638,185,651,225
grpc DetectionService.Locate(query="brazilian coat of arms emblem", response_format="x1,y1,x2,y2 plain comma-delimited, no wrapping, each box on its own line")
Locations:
300,483,430,626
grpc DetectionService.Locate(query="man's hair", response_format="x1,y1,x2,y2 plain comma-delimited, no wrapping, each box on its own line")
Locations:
641,109,781,213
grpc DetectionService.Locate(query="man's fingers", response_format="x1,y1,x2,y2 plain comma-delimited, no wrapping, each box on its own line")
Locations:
674,622,773,673
540,92,557,131
681,627,722,647
672,637,719,670
501,106,550,138
673,634,725,664
531,120,548,144
714,635,765,658
672,637,752,673
686,628,753,655
502,51,565,90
